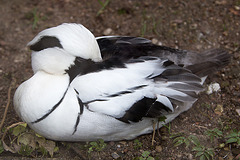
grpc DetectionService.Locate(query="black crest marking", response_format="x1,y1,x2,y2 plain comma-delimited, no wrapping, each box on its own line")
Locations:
32,88,68,124
29,36,63,51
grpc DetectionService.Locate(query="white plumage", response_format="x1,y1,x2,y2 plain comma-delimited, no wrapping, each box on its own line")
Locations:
14,23,230,141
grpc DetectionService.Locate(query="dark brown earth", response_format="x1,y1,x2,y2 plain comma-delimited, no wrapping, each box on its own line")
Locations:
0,0,239,159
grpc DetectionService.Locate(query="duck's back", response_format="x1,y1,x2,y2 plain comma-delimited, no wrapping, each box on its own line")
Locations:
97,36,230,77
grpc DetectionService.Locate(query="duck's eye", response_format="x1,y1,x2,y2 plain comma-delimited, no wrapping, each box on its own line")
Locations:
30,36,63,51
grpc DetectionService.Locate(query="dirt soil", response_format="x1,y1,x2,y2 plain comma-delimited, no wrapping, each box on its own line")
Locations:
0,0,239,159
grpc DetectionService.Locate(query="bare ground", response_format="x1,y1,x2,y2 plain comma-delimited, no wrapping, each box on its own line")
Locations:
0,0,239,159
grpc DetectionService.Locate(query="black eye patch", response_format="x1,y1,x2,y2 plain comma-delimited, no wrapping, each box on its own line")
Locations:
29,36,63,51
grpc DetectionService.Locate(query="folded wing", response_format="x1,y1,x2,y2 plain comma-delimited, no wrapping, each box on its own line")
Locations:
70,57,203,123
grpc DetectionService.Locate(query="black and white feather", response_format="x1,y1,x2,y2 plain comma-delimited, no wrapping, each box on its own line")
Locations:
14,23,230,141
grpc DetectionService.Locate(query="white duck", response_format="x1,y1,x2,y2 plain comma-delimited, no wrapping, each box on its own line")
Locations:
14,23,230,141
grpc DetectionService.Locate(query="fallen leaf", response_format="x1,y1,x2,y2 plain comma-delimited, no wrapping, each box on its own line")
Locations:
37,138,56,157
18,133,37,149
12,142,21,153
0,140,4,154
12,125,27,136
214,104,224,115
230,8,240,16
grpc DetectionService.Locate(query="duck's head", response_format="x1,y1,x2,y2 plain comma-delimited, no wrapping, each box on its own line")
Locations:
27,23,102,74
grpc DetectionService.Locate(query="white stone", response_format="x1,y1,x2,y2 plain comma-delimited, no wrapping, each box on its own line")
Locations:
151,38,158,44
103,28,113,36
206,82,221,94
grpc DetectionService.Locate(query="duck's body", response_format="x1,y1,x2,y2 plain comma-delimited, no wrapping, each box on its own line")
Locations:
14,23,230,141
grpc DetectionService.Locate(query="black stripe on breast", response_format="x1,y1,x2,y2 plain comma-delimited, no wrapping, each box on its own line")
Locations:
72,113,80,135
72,90,84,135
77,96,84,115
31,88,68,124
29,36,63,51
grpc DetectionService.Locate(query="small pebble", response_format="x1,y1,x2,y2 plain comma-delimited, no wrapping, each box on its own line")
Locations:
206,82,221,94
224,147,229,151
161,135,169,140
190,23,198,29
218,157,224,160
234,52,239,59
158,41,163,46
236,109,240,116
177,154,182,158
214,104,224,115
111,152,120,159
103,28,112,35
119,141,126,145
188,153,193,160
219,143,225,148
152,38,158,44
123,148,128,153
14,54,26,63
235,5,240,10
109,141,115,146
15,27,21,32
215,0,227,5
196,44,203,50
155,145,162,152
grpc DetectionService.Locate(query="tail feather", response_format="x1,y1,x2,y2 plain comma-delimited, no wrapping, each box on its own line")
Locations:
186,49,231,77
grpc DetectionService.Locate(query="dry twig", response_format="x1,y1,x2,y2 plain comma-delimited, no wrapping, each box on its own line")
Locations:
152,121,156,145
0,78,16,133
